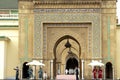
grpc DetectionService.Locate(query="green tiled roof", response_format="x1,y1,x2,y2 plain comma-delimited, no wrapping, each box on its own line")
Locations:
0,36,10,41
0,0,18,9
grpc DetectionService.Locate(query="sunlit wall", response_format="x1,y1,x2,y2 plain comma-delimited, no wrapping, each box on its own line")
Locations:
0,41,5,79
116,26,120,79
0,30,19,79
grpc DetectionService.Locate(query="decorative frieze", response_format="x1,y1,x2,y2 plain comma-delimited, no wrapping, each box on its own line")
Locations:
33,0,101,8
34,9,101,13
0,14,18,19
34,0,101,4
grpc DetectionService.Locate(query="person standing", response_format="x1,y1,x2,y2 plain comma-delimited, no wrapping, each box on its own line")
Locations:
92,66,97,80
75,67,79,80
43,71,47,80
28,67,33,79
14,66,19,80
38,67,43,80
65,69,68,74
98,67,102,80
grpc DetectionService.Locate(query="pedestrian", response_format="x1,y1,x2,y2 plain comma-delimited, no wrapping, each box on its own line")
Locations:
75,66,79,80
98,67,102,80
43,71,47,80
92,66,97,80
38,67,43,80
28,67,33,79
14,66,19,80
65,69,68,74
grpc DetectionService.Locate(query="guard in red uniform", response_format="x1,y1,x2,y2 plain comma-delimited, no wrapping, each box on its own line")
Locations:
98,67,102,80
93,66,97,79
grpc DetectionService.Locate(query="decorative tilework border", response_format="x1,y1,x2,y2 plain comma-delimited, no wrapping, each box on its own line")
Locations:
34,9,101,58
34,9,100,13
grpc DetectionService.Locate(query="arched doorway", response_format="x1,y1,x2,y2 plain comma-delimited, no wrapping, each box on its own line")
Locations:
22,62,29,78
66,57,78,74
53,35,81,78
105,62,113,79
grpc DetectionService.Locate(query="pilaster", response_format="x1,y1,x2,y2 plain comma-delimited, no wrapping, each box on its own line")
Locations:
101,0,117,78
19,0,34,62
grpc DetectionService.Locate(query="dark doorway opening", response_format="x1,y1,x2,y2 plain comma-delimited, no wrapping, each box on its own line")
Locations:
106,62,113,79
66,58,78,74
22,62,29,78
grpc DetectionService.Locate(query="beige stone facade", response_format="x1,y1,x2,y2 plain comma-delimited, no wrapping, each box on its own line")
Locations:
116,24,120,79
18,0,117,79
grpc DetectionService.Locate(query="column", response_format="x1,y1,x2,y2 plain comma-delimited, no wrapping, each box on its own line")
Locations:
0,41,5,79
50,60,53,80
113,66,114,80
0,37,9,79
104,66,106,80
64,64,66,74
58,63,60,74
82,59,84,79
19,68,22,79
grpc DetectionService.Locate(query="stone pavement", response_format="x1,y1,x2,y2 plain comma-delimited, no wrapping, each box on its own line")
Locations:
56,75,76,80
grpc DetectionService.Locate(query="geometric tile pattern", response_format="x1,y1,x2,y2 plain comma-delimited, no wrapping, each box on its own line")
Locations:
34,8,101,58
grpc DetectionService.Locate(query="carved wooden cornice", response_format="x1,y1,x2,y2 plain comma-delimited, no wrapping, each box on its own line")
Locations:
33,0,101,5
